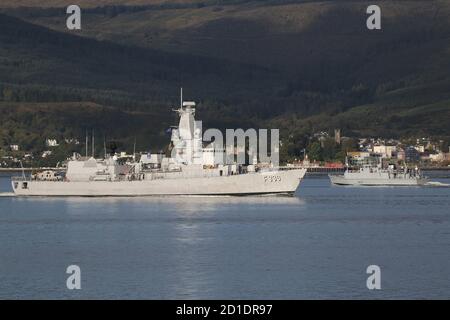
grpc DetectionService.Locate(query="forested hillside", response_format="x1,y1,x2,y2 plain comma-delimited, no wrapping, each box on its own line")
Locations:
0,11,277,152
1,0,450,163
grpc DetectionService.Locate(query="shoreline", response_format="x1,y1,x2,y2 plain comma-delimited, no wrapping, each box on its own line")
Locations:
1,167,449,173
0,168,61,172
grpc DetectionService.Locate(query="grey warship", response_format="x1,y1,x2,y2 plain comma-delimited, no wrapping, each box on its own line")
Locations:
329,164,427,186
11,97,306,196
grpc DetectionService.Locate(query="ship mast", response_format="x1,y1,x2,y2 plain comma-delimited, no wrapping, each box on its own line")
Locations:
180,87,183,108
103,137,107,159
85,130,88,158
133,137,136,162
92,129,95,158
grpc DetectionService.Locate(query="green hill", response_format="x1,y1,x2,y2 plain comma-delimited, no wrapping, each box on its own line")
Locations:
0,0,204,8
1,0,450,162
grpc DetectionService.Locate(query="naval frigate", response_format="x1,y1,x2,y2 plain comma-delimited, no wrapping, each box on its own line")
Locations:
11,99,306,196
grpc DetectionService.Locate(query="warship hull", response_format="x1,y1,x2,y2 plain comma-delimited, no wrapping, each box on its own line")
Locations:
329,174,427,186
12,169,306,196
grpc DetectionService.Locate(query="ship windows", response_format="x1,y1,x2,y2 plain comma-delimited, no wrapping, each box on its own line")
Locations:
13,182,18,189
220,170,223,176
22,182,28,189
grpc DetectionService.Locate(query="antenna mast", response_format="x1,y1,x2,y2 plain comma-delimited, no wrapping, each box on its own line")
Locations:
92,129,95,158
133,137,136,162
104,136,107,159
20,160,25,180
85,130,88,158
180,87,183,108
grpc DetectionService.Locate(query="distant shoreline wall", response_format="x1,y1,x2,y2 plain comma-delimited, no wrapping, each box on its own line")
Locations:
0,168,62,172
1,167,449,173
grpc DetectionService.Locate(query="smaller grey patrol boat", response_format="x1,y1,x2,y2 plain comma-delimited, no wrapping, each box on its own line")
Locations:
329,164,428,186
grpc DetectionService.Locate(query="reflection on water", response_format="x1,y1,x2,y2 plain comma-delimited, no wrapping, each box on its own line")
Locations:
7,193,304,205
0,173,449,299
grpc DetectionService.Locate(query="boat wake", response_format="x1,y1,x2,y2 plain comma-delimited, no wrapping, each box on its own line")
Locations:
425,181,450,187
0,192,15,197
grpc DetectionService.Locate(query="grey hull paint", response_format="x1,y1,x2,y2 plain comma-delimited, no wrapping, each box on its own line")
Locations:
329,175,427,186
12,169,306,197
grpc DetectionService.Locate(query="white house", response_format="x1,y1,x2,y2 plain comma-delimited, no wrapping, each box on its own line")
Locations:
414,145,425,153
42,150,53,158
46,139,59,147
65,138,80,145
347,151,371,161
373,145,397,158
429,152,450,162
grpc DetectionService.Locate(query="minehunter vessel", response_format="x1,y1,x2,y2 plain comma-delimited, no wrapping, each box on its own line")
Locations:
329,164,427,186
11,99,306,196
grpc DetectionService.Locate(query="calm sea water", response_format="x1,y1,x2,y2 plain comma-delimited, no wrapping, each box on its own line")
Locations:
0,172,449,299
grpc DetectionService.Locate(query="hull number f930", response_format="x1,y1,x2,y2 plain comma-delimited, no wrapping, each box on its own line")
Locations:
264,175,281,183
